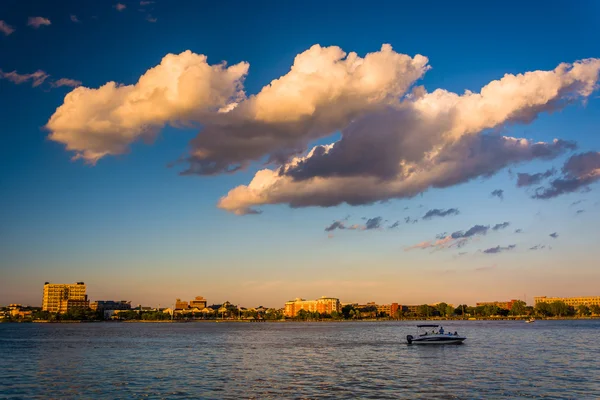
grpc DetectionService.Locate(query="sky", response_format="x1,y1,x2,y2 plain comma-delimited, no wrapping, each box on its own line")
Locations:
1,0,600,308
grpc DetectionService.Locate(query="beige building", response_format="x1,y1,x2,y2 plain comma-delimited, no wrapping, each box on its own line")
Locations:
42,282,89,313
189,296,207,309
284,296,341,317
534,296,600,307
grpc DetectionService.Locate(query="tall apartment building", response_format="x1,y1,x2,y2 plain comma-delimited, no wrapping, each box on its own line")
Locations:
284,296,341,317
534,296,600,307
42,282,89,313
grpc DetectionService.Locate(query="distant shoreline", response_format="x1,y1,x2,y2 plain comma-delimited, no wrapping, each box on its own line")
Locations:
1,316,598,324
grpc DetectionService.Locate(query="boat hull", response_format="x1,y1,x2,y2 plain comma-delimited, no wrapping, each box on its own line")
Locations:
407,334,466,345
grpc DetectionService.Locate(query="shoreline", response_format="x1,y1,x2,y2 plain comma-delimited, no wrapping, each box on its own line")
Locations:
2,316,598,324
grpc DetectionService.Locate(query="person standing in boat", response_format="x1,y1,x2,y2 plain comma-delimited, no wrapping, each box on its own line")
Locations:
439,326,444,334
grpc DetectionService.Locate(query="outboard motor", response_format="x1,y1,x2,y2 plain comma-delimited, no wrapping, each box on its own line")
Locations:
406,335,413,344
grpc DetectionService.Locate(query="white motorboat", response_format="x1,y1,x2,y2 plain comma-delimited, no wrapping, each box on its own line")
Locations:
406,324,466,345
525,318,535,323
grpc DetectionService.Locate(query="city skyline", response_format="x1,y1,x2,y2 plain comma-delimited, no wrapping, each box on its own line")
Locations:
2,1,600,307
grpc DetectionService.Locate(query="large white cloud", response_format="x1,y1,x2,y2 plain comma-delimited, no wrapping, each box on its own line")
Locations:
45,45,600,214
183,44,430,174
46,51,249,162
217,58,600,214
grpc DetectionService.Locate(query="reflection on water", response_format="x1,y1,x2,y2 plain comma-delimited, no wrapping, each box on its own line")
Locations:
1,320,599,399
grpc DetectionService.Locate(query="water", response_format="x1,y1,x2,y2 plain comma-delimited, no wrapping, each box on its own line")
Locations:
1,320,599,399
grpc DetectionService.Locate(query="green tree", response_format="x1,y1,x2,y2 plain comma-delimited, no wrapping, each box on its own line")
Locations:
549,301,570,317
444,305,454,317
590,305,600,315
509,300,527,316
577,305,590,316
535,302,552,317
436,303,448,316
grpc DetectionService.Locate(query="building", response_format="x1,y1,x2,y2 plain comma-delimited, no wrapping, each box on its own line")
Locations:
42,282,89,313
284,296,341,317
534,296,600,307
90,300,131,312
189,296,207,309
175,298,189,310
375,303,400,316
476,300,519,310
8,304,33,319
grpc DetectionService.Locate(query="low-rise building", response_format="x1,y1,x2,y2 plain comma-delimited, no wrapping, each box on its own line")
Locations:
189,296,207,309
90,300,131,311
476,300,519,310
175,298,189,310
534,296,600,307
284,296,341,317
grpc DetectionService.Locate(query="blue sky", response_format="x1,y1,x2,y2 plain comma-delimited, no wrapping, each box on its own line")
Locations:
1,0,599,308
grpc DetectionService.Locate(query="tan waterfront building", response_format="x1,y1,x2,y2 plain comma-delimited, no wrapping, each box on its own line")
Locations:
534,296,600,307
284,296,341,317
42,282,89,313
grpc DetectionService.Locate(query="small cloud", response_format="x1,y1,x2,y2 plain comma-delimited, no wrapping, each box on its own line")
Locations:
422,208,459,220
327,233,334,239
325,221,345,232
576,209,585,214
517,169,555,187
114,3,127,11
452,224,490,239
549,232,559,239
570,200,585,206
492,222,510,231
388,221,400,229
529,244,546,251
140,0,155,4
364,217,382,230
404,216,418,224
0,20,15,36
458,252,468,256
51,78,82,88
491,189,504,200
27,16,51,28
533,153,600,199
483,244,516,254
0,69,49,87
146,15,157,22
70,15,80,23
403,206,409,210
435,232,447,239
514,229,523,233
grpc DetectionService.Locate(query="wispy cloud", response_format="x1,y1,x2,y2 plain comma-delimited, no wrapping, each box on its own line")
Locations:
0,69,49,87
491,189,504,200
140,0,155,4
114,3,127,11
407,223,492,251
576,209,585,214
549,232,559,239
533,152,600,199
476,264,497,272
0,20,15,35
325,221,345,232
422,208,459,220
517,168,555,187
70,15,80,23
483,244,516,254
492,222,510,231
51,78,82,88
514,229,523,233
404,216,418,224
146,15,157,22
570,199,585,207
529,244,546,251
27,17,51,28
388,221,400,229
